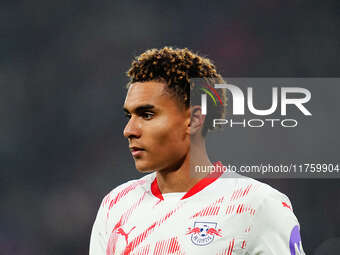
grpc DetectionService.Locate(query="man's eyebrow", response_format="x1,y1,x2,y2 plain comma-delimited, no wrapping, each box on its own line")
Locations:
123,104,155,113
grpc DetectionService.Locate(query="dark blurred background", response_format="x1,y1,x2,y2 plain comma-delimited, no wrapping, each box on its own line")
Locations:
1,0,339,254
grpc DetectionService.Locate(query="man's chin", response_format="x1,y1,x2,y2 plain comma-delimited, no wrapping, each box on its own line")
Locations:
134,162,156,173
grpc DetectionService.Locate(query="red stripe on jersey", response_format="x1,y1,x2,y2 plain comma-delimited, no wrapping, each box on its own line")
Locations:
236,204,240,214
231,205,235,214
124,222,157,255
231,189,237,201
217,238,235,255
168,237,182,254
153,239,164,255
153,237,183,255
123,206,181,254
191,197,224,218
230,191,235,201
237,188,242,200
106,231,119,255
103,193,111,207
245,226,251,232
228,239,235,255
135,244,150,255
230,184,253,202
107,190,147,221
236,204,245,214
153,238,167,255
226,205,230,215
244,184,252,196
241,240,246,248
121,191,147,224
153,199,163,208
108,180,146,210
226,204,235,215
227,203,255,216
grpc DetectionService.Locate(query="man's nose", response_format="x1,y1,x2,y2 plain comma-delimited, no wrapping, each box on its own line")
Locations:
123,117,141,139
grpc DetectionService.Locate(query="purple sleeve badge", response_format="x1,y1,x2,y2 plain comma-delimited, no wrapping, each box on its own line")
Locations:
289,225,304,255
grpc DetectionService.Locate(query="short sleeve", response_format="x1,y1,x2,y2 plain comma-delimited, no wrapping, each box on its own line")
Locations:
246,189,305,255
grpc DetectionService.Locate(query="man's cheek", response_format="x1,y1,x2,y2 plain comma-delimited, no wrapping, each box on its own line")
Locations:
153,130,171,146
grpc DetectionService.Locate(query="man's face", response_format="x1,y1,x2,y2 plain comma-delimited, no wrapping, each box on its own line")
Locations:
123,81,191,172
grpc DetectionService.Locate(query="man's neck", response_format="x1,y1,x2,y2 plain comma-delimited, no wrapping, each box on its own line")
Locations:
156,136,213,194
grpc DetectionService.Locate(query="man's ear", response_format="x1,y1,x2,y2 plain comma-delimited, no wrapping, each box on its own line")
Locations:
188,106,206,135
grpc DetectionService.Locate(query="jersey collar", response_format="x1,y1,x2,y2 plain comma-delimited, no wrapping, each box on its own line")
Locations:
150,161,224,200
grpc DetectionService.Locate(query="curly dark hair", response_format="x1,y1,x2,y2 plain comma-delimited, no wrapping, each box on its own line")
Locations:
126,47,226,136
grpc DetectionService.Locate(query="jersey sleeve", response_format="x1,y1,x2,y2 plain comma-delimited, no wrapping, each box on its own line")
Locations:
246,188,305,255
89,198,107,255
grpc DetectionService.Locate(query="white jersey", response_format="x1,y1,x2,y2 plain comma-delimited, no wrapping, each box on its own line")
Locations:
90,162,305,255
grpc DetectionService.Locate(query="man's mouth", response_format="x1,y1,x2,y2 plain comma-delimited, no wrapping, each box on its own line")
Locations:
129,146,145,157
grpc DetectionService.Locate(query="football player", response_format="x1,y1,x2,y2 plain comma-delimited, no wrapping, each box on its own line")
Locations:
90,47,305,255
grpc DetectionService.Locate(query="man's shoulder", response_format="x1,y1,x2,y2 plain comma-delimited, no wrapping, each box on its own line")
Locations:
100,172,156,209
112,172,155,193
216,174,293,210
237,178,304,254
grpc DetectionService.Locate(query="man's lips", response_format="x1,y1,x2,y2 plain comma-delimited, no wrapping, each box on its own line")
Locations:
129,146,145,157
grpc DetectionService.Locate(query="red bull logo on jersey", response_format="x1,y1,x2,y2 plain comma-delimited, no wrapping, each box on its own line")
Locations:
186,222,222,246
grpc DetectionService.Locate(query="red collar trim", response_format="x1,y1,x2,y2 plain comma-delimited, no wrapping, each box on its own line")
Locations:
151,176,164,200
150,161,224,201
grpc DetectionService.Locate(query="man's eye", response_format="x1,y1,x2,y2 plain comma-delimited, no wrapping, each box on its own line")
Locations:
142,112,154,120
124,113,131,119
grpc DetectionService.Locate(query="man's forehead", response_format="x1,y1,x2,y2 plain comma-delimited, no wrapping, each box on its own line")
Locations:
128,81,167,95
124,81,170,109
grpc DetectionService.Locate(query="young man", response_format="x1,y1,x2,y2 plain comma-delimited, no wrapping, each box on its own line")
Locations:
90,47,305,255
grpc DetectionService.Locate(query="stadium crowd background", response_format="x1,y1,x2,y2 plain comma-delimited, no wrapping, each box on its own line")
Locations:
1,0,339,254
